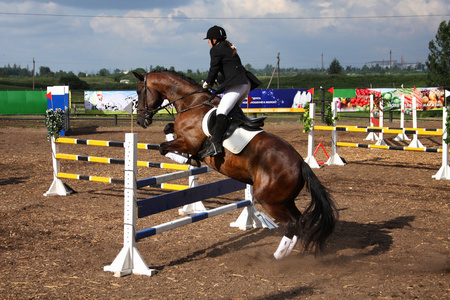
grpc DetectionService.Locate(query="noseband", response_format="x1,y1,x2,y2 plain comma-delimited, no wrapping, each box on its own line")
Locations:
137,75,155,120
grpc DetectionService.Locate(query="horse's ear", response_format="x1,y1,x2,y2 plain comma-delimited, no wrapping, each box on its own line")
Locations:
133,72,144,81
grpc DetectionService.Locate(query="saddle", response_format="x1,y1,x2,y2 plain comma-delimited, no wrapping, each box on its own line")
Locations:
206,105,266,140
198,106,265,159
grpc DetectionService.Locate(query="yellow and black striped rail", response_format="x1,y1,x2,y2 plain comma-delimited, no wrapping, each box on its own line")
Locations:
56,137,160,150
55,153,190,170
314,125,442,136
56,172,189,190
57,172,124,184
336,142,445,153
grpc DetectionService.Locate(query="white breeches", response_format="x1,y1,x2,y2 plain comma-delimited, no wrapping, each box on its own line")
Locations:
216,80,250,116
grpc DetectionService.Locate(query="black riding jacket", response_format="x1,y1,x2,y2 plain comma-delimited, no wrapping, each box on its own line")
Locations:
205,42,261,93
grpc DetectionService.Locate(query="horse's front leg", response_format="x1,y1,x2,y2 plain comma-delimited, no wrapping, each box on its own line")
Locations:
159,138,188,155
160,136,204,167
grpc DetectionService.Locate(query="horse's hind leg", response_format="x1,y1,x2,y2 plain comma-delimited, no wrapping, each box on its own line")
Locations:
258,199,302,259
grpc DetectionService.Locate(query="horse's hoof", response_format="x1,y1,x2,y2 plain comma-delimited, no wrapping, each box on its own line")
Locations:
159,147,168,156
187,157,201,168
273,236,293,260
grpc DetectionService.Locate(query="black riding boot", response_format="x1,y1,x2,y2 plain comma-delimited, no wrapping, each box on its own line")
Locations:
204,114,228,157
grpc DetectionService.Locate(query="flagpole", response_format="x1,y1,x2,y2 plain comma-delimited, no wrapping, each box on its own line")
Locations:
247,96,249,116
122,100,134,133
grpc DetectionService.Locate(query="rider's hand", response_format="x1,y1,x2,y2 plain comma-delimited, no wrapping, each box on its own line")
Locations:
202,82,211,89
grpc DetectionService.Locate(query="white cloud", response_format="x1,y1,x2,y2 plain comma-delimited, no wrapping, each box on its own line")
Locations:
89,9,183,44
0,0,448,72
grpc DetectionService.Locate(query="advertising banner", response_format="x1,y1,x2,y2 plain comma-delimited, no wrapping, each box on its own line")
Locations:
333,87,446,112
84,89,310,114
84,91,138,113
241,89,310,113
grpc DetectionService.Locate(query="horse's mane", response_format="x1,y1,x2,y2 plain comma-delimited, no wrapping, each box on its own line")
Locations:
150,69,202,88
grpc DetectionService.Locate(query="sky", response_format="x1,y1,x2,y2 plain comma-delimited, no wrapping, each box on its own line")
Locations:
0,0,449,74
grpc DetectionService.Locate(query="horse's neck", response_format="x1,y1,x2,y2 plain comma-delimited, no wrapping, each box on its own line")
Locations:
170,86,205,112
151,74,207,111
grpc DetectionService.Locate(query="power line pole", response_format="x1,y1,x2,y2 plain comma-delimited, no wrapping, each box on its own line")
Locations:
267,52,280,89
389,50,392,74
321,53,323,73
32,58,35,90
277,52,280,89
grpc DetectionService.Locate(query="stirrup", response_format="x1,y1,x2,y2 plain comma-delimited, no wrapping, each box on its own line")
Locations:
200,142,223,158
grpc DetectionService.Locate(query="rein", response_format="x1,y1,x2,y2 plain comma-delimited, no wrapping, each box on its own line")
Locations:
158,88,211,114
140,75,217,117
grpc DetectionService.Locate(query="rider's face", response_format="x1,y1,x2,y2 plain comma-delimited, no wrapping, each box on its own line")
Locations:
208,39,216,48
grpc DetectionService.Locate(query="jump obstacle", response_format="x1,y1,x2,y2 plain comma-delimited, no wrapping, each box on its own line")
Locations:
45,133,277,277
45,136,201,193
306,102,450,180
365,94,425,147
45,136,218,214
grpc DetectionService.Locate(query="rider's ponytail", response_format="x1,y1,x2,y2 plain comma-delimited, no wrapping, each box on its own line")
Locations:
224,40,237,56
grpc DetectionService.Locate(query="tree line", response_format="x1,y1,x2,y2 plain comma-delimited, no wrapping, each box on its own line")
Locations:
0,60,427,79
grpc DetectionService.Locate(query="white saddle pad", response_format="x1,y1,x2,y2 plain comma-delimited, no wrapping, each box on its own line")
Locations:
202,108,263,154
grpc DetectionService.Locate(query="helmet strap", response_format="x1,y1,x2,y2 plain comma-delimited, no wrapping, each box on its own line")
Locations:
210,39,219,46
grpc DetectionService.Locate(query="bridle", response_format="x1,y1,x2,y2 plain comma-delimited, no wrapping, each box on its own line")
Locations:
138,74,216,119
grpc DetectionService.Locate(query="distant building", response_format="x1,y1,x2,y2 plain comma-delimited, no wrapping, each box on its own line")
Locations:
120,79,130,84
365,59,397,68
365,56,421,70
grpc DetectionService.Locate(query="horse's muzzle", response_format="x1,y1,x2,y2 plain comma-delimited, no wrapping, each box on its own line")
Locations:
137,117,152,128
137,112,153,128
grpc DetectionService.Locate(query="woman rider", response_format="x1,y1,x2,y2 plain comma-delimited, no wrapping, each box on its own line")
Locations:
202,25,261,157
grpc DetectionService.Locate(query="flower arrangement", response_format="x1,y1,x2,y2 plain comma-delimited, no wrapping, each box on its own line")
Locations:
45,108,65,141
300,103,312,133
301,102,338,133
324,102,339,126
445,106,450,144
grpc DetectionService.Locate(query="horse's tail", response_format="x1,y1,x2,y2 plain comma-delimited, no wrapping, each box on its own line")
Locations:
300,160,338,253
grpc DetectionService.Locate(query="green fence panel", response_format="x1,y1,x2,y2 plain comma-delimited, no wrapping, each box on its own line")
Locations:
0,91,47,115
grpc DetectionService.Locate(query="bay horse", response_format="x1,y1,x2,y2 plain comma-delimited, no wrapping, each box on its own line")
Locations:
133,71,337,259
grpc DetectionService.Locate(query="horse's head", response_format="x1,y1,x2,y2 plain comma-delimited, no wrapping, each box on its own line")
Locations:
133,72,164,128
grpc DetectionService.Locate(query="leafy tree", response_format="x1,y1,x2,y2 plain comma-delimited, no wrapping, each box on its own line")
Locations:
39,66,54,77
54,70,68,78
263,64,274,76
59,72,89,90
152,65,165,72
98,68,110,76
345,66,353,73
360,65,369,75
245,63,256,74
0,64,33,77
133,67,146,75
426,20,450,87
328,58,343,74
113,72,125,83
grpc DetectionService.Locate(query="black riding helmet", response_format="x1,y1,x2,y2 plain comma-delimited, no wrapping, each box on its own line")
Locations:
204,25,227,41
